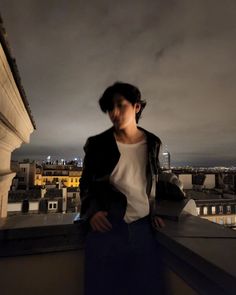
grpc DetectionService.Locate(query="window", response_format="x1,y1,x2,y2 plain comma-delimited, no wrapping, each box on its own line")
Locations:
227,205,231,214
196,207,200,215
71,178,74,182
203,207,208,215
219,205,223,214
211,206,216,214
48,201,57,210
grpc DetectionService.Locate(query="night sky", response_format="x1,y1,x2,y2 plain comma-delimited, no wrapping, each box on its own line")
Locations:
0,0,236,166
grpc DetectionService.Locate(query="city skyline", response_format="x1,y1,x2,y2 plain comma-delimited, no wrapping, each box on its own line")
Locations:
0,0,236,166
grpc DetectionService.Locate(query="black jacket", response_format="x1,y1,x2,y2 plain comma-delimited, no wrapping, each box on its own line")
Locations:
79,126,161,222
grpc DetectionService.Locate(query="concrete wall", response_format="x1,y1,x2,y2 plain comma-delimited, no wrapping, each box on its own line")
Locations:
0,250,84,295
0,249,200,295
7,202,39,213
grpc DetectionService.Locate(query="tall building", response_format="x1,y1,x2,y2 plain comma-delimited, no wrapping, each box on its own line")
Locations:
162,145,171,171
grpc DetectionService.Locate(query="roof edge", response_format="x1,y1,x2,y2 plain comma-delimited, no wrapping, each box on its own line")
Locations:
0,14,36,129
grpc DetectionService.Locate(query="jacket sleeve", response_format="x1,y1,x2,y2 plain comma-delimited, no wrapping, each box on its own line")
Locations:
79,138,101,222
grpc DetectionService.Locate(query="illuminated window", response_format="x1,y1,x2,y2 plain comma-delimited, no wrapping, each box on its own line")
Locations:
227,205,231,214
219,205,223,214
203,207,208,215
211,206,216,214
197,207,200,215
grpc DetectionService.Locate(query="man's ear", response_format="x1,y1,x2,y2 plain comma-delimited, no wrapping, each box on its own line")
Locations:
135,103,141,113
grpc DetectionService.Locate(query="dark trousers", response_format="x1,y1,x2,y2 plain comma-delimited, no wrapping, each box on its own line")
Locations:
85,216,167,295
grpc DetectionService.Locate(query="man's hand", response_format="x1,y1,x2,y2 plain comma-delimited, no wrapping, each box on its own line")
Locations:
152,216,165,229
90,211,112,232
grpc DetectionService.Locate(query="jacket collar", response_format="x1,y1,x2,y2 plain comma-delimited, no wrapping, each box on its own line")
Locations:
104,126,160,174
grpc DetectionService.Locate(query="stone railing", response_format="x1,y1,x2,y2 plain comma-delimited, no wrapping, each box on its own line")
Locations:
0,214,236,295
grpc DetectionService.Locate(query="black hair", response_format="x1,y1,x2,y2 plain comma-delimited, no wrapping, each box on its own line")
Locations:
99,82,146,123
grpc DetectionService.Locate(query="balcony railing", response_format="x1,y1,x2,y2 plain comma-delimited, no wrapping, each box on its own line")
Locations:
0,214,236,295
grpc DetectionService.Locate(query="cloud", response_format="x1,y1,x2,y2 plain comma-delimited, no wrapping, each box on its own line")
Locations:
0,0,235,165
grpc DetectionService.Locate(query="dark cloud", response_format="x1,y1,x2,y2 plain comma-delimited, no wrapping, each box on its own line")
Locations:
0,0,235,166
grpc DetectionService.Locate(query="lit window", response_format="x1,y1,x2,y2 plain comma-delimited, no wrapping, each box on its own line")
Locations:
211,206,216,214
203,207,208,215
227,205,231,214
219,205,223,214
197,207,200,215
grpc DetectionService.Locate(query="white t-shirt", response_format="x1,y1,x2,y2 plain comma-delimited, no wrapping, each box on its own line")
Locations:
110,139,149,223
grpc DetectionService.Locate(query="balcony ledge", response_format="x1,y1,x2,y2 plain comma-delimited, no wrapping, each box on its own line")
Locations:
0,214,236,295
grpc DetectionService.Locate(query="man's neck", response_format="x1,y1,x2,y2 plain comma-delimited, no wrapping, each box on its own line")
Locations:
114,126,144,144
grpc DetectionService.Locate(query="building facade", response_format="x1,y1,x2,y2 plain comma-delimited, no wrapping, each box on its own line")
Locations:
35,164,82,188
196,199,236,229
0,17,35,218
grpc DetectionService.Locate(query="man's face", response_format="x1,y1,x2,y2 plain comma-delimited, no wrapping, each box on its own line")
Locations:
108,95,140,130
